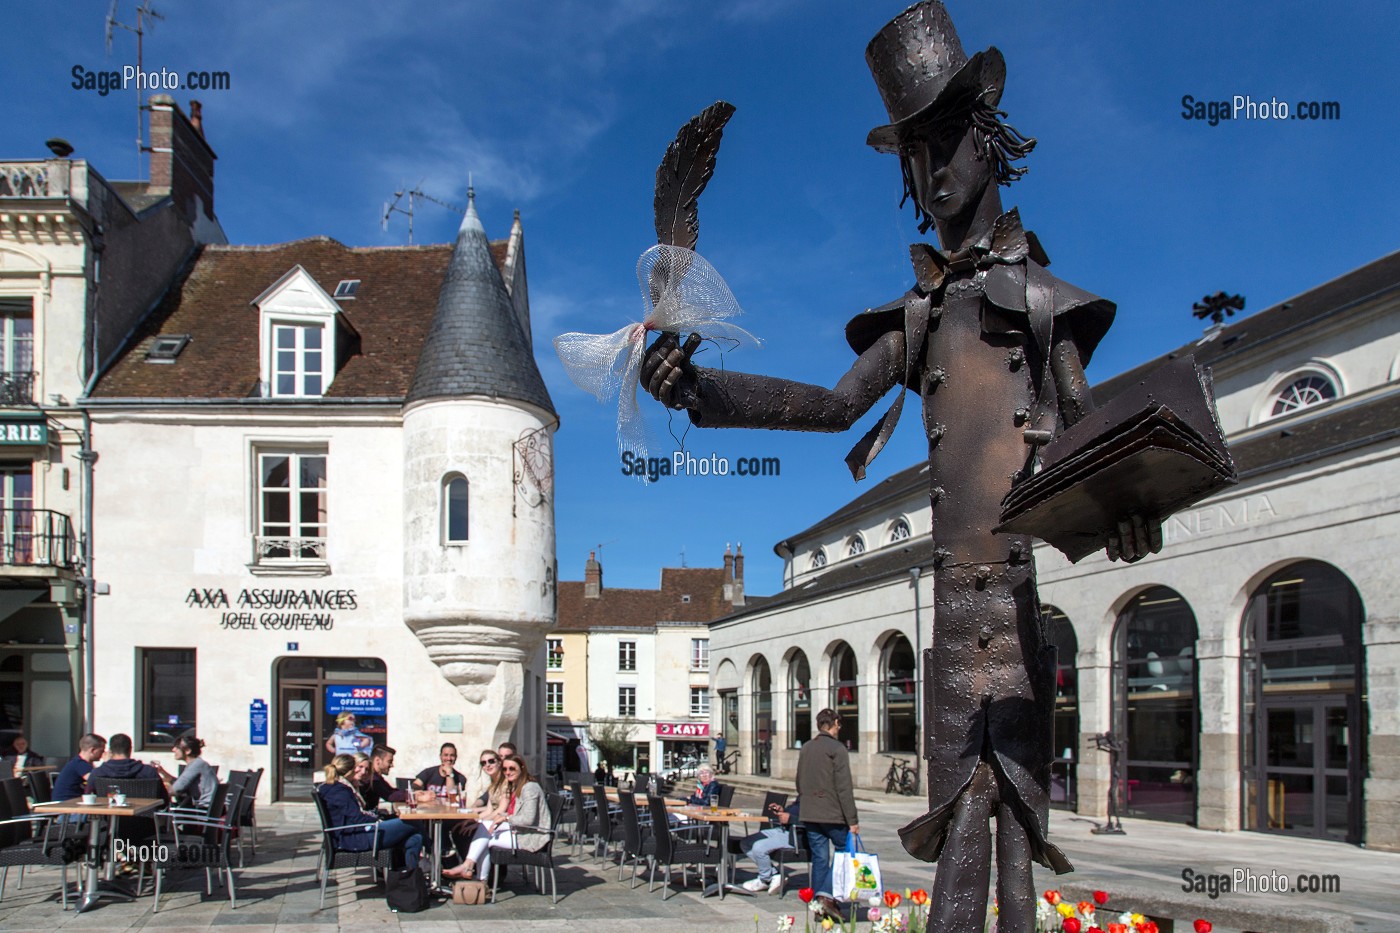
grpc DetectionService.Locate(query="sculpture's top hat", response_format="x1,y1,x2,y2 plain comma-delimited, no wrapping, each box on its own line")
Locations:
865,0,1006,153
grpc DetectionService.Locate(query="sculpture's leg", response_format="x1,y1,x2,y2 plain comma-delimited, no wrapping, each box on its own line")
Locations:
993,799,1036,933
929,761,996,932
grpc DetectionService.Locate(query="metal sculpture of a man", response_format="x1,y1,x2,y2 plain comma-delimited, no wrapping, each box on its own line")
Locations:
638,3,1195,930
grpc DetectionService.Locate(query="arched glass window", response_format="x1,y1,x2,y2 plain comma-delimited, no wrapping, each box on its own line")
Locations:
1241,561,1364,842
1267,372,1337,419
1044,606,1078,809
1112,587,1198,824
847,535,866,557
810,548,828,570
443,475,468,544
888,519,911,543
751,658,773,776
880,635,917,753
830,643,859,750
788,651,811,747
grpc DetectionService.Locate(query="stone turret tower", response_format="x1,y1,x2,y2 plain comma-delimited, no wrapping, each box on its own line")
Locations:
403,188,557,749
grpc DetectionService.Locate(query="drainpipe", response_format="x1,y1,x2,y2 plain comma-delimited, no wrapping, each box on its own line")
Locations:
72,205,103,735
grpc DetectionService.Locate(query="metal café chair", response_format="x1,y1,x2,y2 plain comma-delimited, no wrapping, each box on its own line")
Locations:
310,791,392,909
150,782,243,911
488,791,565,904
0,776,81,908
645,794,720,900
615,790,655,887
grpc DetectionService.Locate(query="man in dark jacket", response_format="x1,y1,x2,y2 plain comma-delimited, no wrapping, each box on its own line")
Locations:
89,733,169,802
360,744,410,811
52,733,106,802
796,709,858,900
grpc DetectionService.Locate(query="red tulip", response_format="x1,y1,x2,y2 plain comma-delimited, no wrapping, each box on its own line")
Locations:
1139,923,1159,933
1087,928,1105,933
1078,901,1095,916
1193,922,1212,933
799,887,815,903
1063,918,1083,933
1093,890,1109,906
1045,890,1062,905
884,890,902,908
1107,925,1128,933
910,889,930,906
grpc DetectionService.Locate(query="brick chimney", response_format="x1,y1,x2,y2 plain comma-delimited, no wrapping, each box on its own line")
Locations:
147,94,217,224
584,551,603,599
722,543,734,603
732,544,746,607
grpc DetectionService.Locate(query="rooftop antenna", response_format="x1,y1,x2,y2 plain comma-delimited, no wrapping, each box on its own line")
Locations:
106,0,164,181
679,547,687,568
381,182,467,244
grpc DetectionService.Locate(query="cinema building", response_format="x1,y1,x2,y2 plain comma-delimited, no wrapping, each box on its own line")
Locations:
707,251,1400,849
85,192,559,801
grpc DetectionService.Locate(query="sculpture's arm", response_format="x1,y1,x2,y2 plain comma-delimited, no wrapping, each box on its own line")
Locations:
641,329,905,432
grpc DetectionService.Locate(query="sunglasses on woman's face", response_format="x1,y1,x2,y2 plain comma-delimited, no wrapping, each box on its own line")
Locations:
503,767,520,775
480,758,499,766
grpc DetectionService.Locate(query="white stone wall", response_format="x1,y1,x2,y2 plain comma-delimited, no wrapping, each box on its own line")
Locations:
89,407,528,801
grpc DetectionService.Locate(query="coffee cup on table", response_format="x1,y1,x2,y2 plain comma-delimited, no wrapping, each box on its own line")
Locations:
113,793,128,806
81,793,97,805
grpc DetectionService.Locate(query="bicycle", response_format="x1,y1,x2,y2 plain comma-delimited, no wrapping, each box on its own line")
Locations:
883,755,919,796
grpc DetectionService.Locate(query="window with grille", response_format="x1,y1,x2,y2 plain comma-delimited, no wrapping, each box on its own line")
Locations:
618,685,636,718
619,640,636,671
689,686,710,717
546,638,563,670
545,682,564,715
255,450,327,562
690,638,709,671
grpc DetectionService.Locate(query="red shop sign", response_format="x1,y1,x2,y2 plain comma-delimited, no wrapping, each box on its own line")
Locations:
656,722,710,738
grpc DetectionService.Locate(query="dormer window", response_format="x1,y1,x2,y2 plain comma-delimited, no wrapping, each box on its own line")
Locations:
272,323,325,396
252,265,342,399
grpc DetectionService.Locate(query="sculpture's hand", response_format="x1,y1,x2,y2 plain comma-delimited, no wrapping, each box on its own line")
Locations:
1105,513,1163,563
639,331,701,409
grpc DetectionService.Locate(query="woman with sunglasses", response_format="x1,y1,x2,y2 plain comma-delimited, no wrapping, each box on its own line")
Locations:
443,754,551,882
468,750,506,808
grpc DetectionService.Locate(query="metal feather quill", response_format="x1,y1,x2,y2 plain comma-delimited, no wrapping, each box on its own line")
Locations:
654,100,736,251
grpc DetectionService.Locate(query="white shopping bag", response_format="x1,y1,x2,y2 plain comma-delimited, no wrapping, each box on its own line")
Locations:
831,833,882,902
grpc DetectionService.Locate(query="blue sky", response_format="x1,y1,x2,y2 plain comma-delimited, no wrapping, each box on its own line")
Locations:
7,1,1398,594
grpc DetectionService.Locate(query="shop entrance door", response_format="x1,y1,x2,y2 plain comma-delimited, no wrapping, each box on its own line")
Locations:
274,657,387,801
1257,696,1357,842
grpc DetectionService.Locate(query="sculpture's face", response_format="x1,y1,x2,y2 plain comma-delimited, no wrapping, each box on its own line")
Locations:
904,117,991,225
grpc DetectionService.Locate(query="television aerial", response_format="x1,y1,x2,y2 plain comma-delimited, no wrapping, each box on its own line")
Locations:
381,184,467,245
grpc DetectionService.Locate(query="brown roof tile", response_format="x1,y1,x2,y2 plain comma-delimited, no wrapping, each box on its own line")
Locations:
556,566,735,631
92,236,514,400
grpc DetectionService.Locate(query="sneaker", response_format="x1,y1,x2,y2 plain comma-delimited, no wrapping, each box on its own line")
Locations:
742,878,768,893
767,875,783,895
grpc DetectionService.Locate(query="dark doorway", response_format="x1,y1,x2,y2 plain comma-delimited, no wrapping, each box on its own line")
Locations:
274,656,386,801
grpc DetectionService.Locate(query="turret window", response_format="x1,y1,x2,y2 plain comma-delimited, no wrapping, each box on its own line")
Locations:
442,474,468,544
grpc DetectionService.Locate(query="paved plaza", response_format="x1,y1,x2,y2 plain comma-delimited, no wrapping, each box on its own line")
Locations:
0,791,1397,932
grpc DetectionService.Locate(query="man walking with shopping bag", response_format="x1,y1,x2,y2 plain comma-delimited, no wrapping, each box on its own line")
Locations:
797,708,859,911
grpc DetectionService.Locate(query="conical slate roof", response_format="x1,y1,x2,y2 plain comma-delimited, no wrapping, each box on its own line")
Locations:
406,191,555,414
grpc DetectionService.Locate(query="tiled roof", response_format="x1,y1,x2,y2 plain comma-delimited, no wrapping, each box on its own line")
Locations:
556,566,736,631
92,237,458,399
1232,391,1400,479
406,196,555,415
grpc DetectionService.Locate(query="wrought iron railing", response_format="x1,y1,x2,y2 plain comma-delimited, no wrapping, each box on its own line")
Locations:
253,535,327,562
0,509,76,569
0,372,37,406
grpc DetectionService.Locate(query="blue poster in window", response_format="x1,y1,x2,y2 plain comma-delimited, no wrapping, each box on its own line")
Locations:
325,685,387,754
249,699,269,746
325,685,387,716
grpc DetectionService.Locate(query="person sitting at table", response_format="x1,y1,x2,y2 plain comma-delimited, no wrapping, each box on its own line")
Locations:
413,742,468,796
324,712,373,756
153,735,217,811
496,741,518,762
53,733,106,801
739,797,801,894
361,744,411,811
443,754,551,882
319,753,424,869
467,749,505,808
90,733,169,802
9,734,44,770
685,764,721,806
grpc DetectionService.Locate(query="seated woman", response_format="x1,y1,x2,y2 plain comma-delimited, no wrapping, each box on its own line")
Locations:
685,765,721,806
467,749,505,808
444,754,551,882
154,735,218,811
319,753,424,869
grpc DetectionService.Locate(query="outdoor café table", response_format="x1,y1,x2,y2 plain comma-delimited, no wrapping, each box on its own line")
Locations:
668,805,764,899
34,796,164,913
392,801,479,891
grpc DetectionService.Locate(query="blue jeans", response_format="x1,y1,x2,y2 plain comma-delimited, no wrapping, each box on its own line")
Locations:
802,822,848,898
740,827,791,881
376,818,424,870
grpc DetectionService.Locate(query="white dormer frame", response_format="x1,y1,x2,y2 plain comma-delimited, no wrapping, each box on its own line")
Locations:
252,265,340,398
